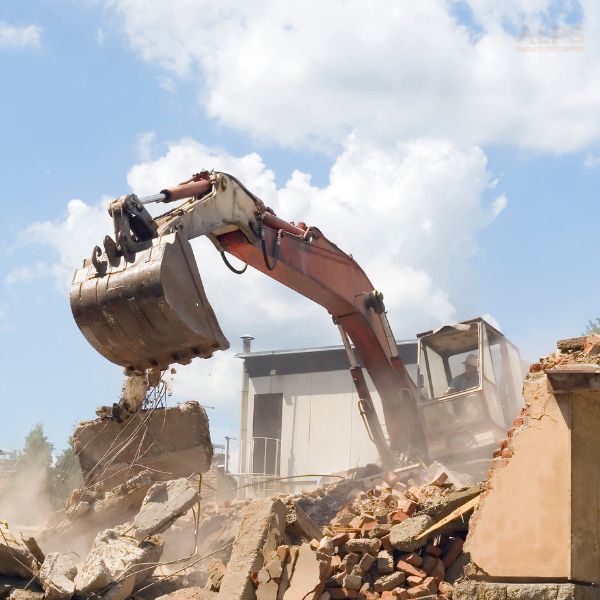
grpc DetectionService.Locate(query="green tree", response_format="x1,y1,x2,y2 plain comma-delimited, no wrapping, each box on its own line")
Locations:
585,318,600,335
16,423,54,475
0,423,55,509
52,438,83,508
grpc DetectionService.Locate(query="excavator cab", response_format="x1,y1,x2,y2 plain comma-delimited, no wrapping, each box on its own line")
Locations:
415,318,523,476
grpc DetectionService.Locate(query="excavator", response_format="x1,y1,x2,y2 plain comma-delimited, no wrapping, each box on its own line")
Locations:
70,171,523,475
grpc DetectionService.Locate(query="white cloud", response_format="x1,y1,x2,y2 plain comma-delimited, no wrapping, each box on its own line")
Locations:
18,198,111,291
584,152,600,167
102,0,599,152
136,130,156,161
0,22,42,49
4,262,48,287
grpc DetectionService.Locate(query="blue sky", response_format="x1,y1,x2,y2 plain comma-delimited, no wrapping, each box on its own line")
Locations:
1,0,599,456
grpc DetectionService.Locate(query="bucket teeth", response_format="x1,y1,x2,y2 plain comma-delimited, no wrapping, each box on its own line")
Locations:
70,231,229,371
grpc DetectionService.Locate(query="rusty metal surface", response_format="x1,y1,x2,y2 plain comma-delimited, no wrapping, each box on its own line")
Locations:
70,231,229,371
160,178,211,202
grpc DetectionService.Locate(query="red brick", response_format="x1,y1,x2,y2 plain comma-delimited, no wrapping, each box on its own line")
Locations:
406,575,424,587
399,553,423,567
429,559,445,582
407,586,430,598
398,499,418,516
332,533,350,547
442,538,464,568
424,544,441,557
276,545,289,561
427,472,448,487
422,577,437,593
362,520,379,534
407,486,427,503
381,535,393,552
396,560,427,578
420,555,438,575
390,511,410,524
350,515,376,530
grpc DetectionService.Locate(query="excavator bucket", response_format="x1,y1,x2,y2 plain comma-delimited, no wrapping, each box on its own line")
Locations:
70,231,229,371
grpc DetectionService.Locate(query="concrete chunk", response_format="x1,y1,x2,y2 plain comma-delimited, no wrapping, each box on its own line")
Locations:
389,515,433,552
74,524,164,600
206,559,227,592
344,539,381,554
156,589,218,600
283,543,327,600
285,502,323,542
38,552,77,600
133,478,198,540
375,572,406,593
8,592,44,600
0,537,38,578
73,401,213,490
219,499,287,600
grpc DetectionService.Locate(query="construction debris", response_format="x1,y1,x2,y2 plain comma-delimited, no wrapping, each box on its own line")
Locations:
73,401,213,490
37,553,77,600
218,498,288,600
74,524,164,600
0,523,39,578
132,478,198,541
8,333,600,600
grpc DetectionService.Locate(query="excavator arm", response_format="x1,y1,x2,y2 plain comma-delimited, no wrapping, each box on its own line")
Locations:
70,171,425,466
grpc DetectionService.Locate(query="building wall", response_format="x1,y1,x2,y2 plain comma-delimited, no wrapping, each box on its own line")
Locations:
247,368,388,476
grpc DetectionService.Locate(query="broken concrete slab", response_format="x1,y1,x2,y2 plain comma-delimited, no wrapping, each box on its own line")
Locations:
73,401,213,490
7,591,44,600
256,580,278,600
155,588,218,600
218,498,287,600
74,524,164,600
132,478,198,540
284,501,322,543
206,559,227,592
389,515,433,552
283,542,327,600
38,552,77,600
454,581,600,600
0,537,38,578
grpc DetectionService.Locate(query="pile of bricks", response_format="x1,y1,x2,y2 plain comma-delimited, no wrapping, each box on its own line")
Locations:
530,333,600,372
251,474,472,600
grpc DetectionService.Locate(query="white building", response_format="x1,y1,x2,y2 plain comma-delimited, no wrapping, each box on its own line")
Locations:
236,338,418,491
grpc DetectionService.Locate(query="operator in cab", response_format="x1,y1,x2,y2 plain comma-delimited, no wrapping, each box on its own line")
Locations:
447,353,479,394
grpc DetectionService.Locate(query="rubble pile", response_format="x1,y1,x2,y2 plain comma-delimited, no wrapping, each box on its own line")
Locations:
0,478,203,600
0,466,481,600
530,333,600,371
237,475,481,600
